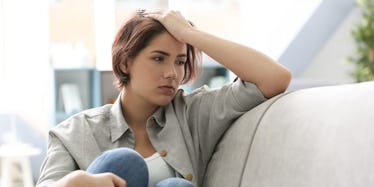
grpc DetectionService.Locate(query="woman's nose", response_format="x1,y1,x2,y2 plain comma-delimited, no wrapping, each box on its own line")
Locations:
164,64,177,79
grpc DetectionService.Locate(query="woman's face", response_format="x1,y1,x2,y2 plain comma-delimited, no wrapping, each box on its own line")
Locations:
123,32,187,106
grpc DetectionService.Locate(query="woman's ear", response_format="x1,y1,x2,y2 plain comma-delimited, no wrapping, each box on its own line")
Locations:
119,62,128,74
120,58,133,74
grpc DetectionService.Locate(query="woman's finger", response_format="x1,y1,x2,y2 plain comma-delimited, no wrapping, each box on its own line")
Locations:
143,13,161,20
109,173,126,187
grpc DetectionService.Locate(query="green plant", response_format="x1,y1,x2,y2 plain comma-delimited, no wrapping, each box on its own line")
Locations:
349,0,374,82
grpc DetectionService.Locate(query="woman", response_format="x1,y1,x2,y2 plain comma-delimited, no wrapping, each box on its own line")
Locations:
37,10,291,187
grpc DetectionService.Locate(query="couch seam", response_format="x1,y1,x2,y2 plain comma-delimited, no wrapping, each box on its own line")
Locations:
238,91,295,186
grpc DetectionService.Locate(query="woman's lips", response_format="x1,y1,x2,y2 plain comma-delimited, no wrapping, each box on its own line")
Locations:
159,86,175,95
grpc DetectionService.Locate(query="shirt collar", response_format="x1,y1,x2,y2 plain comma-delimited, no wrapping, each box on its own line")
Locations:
109,92,168,142
152,106,166,127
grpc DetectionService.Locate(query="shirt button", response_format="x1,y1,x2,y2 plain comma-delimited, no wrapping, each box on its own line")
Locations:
149,118,156,126
185,173,193,181
159,149,168,157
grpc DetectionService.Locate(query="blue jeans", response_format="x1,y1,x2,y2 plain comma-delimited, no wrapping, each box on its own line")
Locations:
86,148,194,187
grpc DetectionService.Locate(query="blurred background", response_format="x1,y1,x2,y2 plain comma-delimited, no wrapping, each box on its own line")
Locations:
1,0,373,186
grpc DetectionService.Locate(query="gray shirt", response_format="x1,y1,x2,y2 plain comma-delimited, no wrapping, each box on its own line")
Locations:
37,79,266,187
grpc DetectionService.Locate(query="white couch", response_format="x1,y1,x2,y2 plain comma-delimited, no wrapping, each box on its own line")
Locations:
204,81,374,187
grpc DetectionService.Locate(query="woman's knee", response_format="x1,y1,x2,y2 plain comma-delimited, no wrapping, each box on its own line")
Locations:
87,148,148,187
87,148,145,171
155,177,194,187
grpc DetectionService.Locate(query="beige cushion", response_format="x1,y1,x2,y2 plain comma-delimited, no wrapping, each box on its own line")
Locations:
205,81,374,187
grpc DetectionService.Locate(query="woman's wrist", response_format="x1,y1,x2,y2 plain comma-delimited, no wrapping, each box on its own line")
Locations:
180,27,205,46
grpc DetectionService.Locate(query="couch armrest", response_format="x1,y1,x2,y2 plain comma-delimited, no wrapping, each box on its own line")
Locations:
203,94,284,187
204,81,374,187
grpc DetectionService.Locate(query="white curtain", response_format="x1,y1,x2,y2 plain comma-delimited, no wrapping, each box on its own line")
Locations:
0,0,50,136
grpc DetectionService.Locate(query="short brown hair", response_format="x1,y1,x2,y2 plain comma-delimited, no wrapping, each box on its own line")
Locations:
112,11,201,89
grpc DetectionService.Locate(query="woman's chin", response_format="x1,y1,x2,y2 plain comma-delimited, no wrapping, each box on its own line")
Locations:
150,94,175,106
157,100,172,106
154,97,173,106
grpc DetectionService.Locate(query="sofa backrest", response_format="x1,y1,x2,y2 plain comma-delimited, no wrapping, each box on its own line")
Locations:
204,81,374,187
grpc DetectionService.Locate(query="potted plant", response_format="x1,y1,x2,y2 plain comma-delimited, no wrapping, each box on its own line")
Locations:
349,0,374,82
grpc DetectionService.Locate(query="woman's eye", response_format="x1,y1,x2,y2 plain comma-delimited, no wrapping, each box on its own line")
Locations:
176,60,186,65
153,57,164,62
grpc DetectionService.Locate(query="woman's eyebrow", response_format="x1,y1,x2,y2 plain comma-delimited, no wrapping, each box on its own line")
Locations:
151,50,187,58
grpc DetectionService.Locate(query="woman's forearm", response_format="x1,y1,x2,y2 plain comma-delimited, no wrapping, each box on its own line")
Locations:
182,28,291,98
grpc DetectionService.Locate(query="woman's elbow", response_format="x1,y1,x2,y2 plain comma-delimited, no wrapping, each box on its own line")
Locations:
279,68,292,91
260,68,292,98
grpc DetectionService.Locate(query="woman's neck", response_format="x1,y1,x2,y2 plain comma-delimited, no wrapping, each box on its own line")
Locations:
120,91,158,127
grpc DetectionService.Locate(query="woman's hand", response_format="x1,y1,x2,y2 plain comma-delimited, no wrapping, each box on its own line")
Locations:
50,170,126,187
144,10,194,42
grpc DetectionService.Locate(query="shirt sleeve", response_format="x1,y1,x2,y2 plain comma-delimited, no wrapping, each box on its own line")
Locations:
184,79,267,164
36,131,79,187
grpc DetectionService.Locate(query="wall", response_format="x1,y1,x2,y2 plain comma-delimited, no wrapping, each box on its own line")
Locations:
50,0,95,67
239,0,323,60
0,0,4,82
297,7,361,87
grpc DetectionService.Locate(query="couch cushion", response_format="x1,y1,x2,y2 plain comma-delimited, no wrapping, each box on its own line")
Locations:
204,81,374,187
241,81,374,187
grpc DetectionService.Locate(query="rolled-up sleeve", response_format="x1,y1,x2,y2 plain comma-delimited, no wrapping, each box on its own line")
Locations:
229,79,267,111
